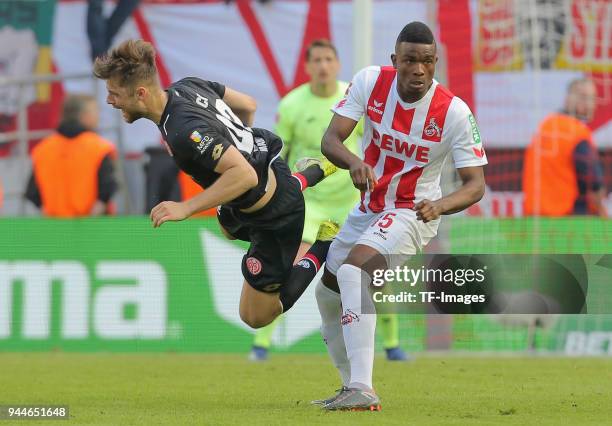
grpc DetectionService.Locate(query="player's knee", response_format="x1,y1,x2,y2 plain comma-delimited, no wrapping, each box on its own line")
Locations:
244,316,274,329
321,268,340,293
337,263,363,284
344,248,387,276
239,308,275,329
315,279,339,310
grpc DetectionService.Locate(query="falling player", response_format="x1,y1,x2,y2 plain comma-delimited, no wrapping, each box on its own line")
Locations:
313,22,487,410
93,39,338,330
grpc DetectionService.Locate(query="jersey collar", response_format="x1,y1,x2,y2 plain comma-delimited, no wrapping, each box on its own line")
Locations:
159,88,178,135
394,78,439,109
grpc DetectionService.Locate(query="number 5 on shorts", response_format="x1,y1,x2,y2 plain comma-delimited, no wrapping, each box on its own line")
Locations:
373,212,396,229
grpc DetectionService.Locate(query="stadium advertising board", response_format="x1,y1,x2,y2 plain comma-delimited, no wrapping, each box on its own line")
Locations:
1,217,611,355
0,218,324,352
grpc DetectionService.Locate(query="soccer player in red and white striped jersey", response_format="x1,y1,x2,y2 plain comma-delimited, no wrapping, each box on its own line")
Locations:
314,22,487,411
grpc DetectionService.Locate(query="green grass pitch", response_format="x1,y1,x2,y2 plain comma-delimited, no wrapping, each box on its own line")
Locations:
1,354,610,425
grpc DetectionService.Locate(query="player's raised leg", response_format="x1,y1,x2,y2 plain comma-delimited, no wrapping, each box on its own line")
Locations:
239,282,283,328
292,157,337,191
239,220,339,328
248,240,313,360
278,220,339,312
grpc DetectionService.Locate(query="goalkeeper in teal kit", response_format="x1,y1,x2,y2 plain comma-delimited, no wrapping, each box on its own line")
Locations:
249,39,409,362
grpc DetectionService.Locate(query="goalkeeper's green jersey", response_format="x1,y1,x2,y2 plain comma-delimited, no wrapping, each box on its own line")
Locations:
275,81,362,243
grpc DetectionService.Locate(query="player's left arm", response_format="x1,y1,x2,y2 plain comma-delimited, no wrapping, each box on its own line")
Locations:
415,101,487,223
415,166,485,222
222,87,257,127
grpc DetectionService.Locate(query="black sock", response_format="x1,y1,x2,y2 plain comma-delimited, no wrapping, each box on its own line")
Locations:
279,239,332,312
292,164,324,191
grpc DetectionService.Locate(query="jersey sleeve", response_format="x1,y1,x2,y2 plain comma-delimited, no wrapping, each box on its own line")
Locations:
176,123,233,171
331,68,369,122
207,81,226,98
448,99,488,168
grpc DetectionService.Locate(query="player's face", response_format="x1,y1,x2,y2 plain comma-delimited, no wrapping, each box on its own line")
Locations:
105,79,147,123
306,47,340,86
392,42,437,103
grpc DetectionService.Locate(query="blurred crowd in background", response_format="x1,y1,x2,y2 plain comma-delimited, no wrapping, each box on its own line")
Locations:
0,0,610,218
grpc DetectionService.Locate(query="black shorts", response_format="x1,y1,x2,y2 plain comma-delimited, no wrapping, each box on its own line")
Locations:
217,159,305,293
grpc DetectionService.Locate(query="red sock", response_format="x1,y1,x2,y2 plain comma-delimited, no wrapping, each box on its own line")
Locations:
292,165,324,192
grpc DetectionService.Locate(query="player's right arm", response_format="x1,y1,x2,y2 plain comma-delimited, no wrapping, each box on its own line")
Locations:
222,87,257,127
322,115,376,192
150,122,258,227
322,68,377,192
182,145,258,216
150,145,258,227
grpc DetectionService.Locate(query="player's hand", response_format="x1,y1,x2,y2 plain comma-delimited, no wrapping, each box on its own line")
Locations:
349,159,378,192
414,199,443,223
150,201,190,228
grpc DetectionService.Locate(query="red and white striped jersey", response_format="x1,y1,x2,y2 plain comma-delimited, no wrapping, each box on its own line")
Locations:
333,66,487,213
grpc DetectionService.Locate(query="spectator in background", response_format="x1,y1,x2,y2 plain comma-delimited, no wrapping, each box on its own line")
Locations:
26,94,118,217
87,0,141,61
523,78,607,216
249,40,409,362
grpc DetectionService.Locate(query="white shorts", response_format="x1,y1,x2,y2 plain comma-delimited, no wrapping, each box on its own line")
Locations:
326,205,440,275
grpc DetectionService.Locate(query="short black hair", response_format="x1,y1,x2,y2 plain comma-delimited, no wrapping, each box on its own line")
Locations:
396,21,435,45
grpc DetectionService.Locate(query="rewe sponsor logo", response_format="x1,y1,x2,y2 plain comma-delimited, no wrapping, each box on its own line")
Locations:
379,133,430,162
0,261,167,340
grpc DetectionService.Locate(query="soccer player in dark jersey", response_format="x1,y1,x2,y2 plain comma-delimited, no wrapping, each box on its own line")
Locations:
93,39,338,328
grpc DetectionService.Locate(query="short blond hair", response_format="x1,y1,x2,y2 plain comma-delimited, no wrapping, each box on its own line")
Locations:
93,39,158,89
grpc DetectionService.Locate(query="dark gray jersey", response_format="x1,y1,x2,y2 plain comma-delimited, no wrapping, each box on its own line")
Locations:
158,77,282,209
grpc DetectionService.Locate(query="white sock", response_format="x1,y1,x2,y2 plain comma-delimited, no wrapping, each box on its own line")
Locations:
337,263,376,391
315,280,350,386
